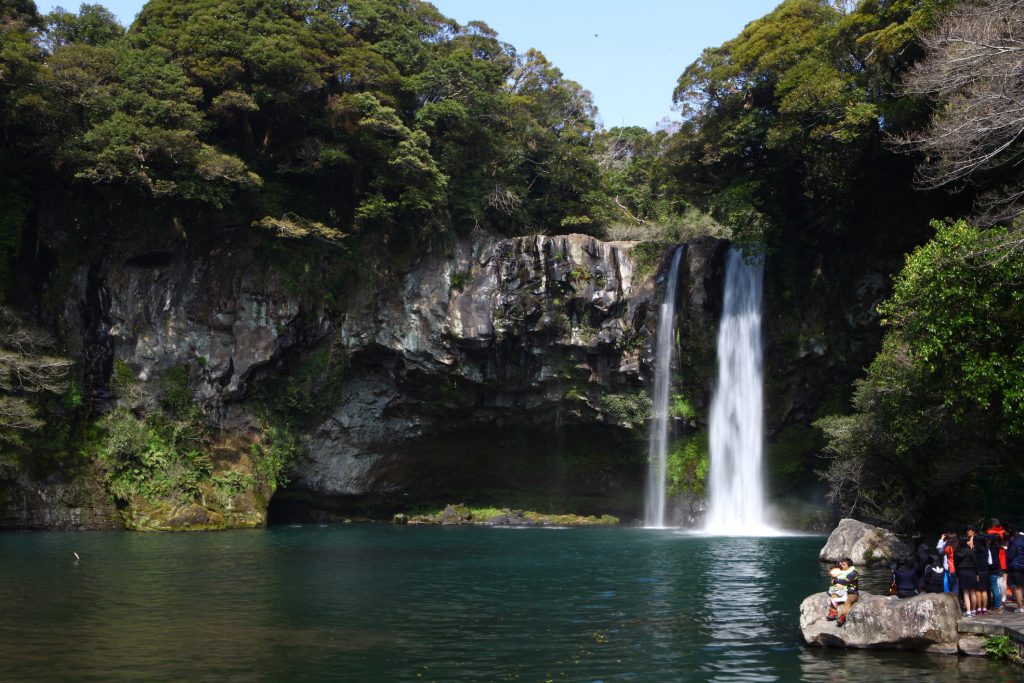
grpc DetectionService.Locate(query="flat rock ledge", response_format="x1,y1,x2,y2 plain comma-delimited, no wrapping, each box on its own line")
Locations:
957,609,1024,657
800,592,961,654
819,518,909,566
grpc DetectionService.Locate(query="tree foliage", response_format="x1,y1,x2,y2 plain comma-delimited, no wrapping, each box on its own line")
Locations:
664,0,953,244
0,0,607,275
817,220,1024,527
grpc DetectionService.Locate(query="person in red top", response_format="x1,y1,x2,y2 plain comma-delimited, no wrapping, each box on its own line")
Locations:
988,519,1008,540
938,532,959,596
987,519,1009,609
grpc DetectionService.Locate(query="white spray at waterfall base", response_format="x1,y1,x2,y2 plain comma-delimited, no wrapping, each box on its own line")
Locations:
705,247,777,536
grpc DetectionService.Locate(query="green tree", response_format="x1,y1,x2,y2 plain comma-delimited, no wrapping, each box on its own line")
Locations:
0,2,52,297
817,220,1024,527
42,3,123,51
43,40,261,205
665,0,953,244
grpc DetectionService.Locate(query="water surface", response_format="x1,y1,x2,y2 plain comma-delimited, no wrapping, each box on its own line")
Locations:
0,527,1015,681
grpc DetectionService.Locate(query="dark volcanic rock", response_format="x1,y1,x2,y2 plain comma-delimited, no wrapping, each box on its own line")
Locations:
0,471,120,531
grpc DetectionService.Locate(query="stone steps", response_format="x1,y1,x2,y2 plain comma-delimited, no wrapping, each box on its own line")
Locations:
957,605,1024,657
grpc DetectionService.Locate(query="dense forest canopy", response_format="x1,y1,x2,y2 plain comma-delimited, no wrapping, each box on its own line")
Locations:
1,0,1022,529
1,0,604,255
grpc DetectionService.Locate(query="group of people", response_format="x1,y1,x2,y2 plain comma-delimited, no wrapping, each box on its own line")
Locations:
824,519,1024,626
915,520,1024,617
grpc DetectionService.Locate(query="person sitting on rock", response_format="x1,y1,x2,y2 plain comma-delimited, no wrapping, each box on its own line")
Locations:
826,563,848,620
919,554,946,593
891,557,919,598
833,558,860,627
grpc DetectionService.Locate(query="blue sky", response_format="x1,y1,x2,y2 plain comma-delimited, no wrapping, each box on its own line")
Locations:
37,1,781,129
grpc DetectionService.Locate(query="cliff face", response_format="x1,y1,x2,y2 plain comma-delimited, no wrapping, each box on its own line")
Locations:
1,221,890,531
1,231,731,529
283,235,730,520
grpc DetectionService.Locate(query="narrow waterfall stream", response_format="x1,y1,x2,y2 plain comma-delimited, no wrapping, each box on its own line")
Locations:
643,246,685,528
705,247,774,535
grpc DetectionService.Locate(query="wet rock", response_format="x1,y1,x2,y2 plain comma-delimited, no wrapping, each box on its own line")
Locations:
800,591,960,654
484,509,534,526
439,504,472,525
819,518,909,566
0,471,120,531
957,633,989,656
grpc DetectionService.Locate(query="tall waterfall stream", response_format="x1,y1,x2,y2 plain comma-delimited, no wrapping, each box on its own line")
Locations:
705,247,774,534
643,246,684,528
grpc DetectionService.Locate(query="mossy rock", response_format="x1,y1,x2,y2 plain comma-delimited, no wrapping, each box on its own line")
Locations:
120,500,265,531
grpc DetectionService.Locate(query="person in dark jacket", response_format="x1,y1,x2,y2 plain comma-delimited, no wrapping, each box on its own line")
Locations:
1007,529,1024,610
913,534,930,579
955,537,980,616
974,533,991,614
892,558,919,598
919,555,946,594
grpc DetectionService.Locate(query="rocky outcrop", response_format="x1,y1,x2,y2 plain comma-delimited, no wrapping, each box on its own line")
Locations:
0,471,120,531
800,591,961,654
819,518,909,566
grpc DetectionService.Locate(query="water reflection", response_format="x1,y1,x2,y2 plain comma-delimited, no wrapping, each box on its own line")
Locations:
695,536,784,682
798,649,1021,682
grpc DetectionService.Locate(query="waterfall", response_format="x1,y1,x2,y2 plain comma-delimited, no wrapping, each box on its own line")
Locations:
705,247,773,535
644,246,685,528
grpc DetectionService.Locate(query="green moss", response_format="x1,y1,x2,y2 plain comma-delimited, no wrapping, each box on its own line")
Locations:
600,391,652,429
450,268,471,292
248,425,299,492
408,504,619,526
670,393,696,420
90,364,272,530
251,340,348,431
62,378,84,411
666,432,710,496
111,358,136,392
629,241,667,281
212,470,255,507
160,365,194,418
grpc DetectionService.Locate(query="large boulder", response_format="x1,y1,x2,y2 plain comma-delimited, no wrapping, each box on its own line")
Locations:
800,591,961,654
819,518,909,566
